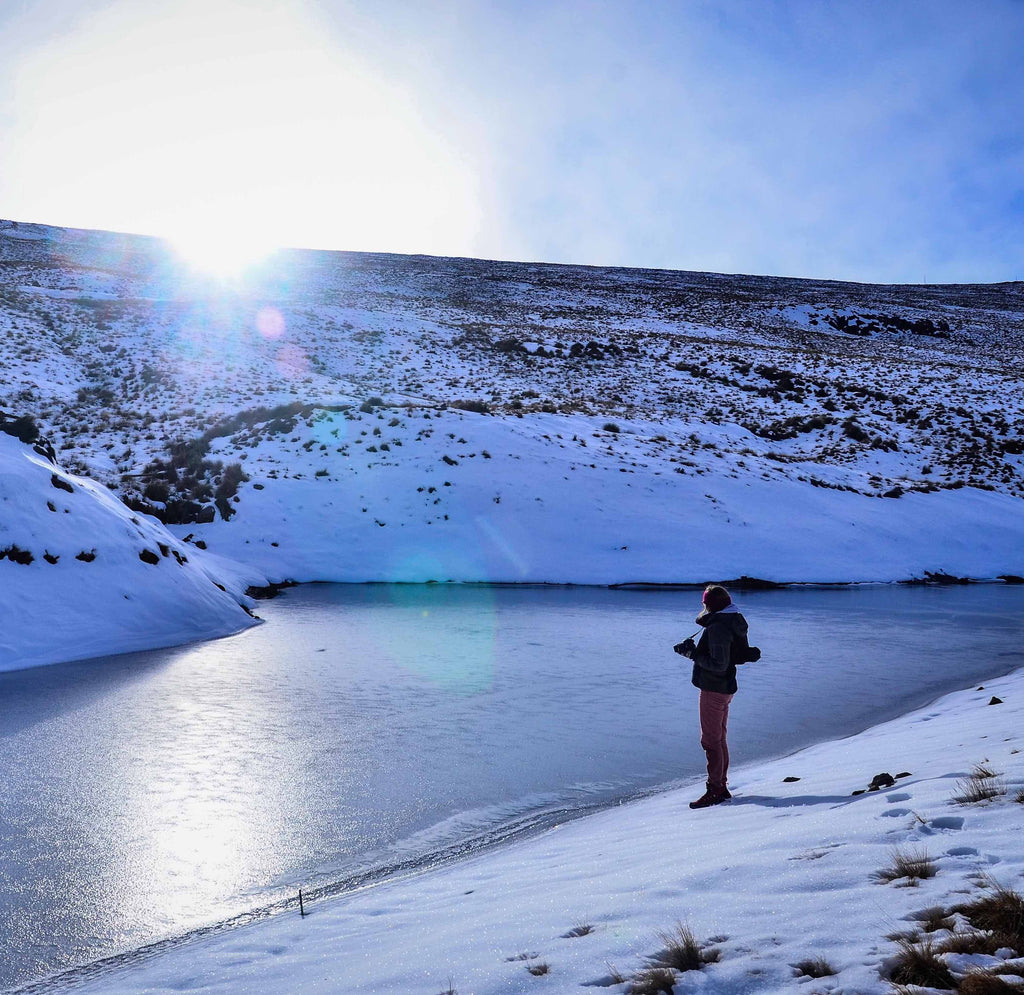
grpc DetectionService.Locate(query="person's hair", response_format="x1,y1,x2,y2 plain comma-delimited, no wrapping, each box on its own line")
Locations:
702,584,732,611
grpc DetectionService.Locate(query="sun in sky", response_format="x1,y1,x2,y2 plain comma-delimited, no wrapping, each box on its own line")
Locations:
2,0,1022,282
4,0,483,276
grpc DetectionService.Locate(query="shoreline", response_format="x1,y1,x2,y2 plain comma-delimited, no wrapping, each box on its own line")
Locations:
245,572,1024,599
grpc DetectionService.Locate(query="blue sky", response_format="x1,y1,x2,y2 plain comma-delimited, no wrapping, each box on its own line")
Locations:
2,0,1022,282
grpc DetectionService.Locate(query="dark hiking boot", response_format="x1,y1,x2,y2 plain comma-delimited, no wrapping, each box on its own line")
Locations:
689,788,729,809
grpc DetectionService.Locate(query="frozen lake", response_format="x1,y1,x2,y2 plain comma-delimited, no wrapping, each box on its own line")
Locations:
2,583,1024,990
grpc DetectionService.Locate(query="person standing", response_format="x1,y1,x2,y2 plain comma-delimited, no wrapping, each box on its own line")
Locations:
674,584,753,809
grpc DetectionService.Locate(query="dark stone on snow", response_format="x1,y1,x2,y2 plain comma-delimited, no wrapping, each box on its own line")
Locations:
50,473,74,493
988,696,1003,705
1,544,34,565
246,580,298,599
896,772,912,779
999,575,1024,585
782,776,801,783
852,789,866,795
75,549,96,562
43,551,59,564
869,772,896,789
139,549,160,565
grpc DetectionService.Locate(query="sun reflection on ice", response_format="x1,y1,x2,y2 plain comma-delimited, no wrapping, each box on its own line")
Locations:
115,655,307,931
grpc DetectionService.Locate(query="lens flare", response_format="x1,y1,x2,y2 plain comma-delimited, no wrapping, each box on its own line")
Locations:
256,307,285,339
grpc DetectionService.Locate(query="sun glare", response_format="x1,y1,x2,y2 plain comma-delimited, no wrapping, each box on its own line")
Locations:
6,0,483,262
169,226,277,279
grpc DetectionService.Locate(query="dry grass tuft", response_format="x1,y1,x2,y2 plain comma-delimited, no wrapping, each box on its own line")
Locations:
888,937,956,989
605,963,628,986
1015,788,1024,804
934,929,1002,955
793,957,837,978
525,961,550,977
876,847,938,884
562,921,595,938
953,765,1007,805
629,966,677,994
650,922,719,972
958,971,1024,994
953,881,1024,952
886,928,921,943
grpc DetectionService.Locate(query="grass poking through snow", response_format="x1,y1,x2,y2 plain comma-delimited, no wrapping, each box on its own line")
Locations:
953,880,1024,952
876,846,938,884
887,937,956,990
793,956,837,979
953,764,1007,804
650,922,720,972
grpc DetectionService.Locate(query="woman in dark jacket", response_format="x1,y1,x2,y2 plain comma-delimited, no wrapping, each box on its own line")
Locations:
675,584,752,809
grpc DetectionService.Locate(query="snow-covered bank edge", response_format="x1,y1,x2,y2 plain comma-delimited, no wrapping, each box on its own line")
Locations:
48,665,1024,995
0,432,264,674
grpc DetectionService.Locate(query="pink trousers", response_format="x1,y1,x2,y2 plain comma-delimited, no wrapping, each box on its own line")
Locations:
698,690,734,792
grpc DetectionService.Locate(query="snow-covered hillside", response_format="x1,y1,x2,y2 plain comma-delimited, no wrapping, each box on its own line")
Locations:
0,425,258,672
2,218,1023,593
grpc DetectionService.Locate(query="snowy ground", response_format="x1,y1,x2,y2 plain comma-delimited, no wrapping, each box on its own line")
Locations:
56,664,1024,995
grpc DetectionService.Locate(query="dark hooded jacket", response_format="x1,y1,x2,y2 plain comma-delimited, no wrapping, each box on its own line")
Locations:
690,605,750,695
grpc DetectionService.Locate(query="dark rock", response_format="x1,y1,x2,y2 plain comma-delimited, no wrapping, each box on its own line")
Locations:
442,454,459,466
50,473,74,493
75,549,96,562
245,580,298,600
139,549,160,565
783,776,801,783
1,544,34,565
989,696,1003,705
852,789,866,796
869,772,896,789
896,772,912,779
43,551,59,564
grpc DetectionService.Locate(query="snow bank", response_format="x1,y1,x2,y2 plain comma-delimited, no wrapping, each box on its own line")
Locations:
179,409,1024,585
0,433,259,672
70,663,1024,995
